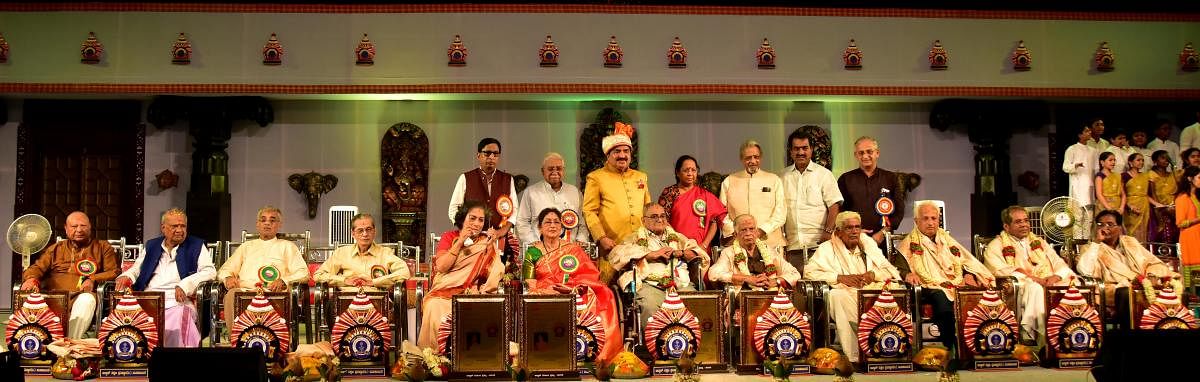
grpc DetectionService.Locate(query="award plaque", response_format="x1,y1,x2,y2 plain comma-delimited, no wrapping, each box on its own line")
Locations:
736,290,812,375
1044,285,1101,369
7,291,70,376
677,291,726,372
856,288,914,373
331,291,393,377
517,294,578,380
954,288,1019,370
99,292,164,378
450,294,510,380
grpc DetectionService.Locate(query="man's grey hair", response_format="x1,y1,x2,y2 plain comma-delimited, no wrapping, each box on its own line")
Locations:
161,208,187,224
542,152,564,166
914,201,941,220
739,140,762,158
854,136,879,151
257,205,283,221
733,214,756,227
834,211,862,230
351,213,374,227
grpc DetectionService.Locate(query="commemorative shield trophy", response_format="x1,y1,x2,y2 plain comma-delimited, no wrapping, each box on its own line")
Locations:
856,282,915,373
1044,283,1102,369
643,288,703,376
957,289,1019,370
98,294,162,377
5,293,67,376
332,290,394,377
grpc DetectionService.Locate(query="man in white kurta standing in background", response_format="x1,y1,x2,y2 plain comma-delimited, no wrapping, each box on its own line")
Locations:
1179,111,1200,153
982,206,1076,346
1104,131,1138,174
804,211,901,362
720,140,787,248
115,208,216,347
1086,118,1110,152
217,206,310,326
780,128,843,270
1148,120,1180,169
516,152,590,246
1062,125,1097,221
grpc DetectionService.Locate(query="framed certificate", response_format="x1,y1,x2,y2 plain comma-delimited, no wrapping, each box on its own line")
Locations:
517,294,578,380
450,294,510,380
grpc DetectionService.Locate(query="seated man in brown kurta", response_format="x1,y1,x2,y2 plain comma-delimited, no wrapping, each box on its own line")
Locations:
20,211,120,338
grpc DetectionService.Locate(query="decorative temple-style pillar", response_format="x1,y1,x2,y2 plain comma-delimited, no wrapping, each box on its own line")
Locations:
147,96,273,241
930,99,1047,240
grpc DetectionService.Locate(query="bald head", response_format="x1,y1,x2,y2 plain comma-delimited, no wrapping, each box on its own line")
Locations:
65,211,92,245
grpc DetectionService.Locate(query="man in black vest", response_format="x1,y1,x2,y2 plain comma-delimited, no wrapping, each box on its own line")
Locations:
447,137,520,260
116,208,216,347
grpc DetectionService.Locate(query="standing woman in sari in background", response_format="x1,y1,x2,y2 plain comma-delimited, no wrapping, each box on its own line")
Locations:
417,200,506,349
1095,152,1125,215
1148,150,1180,243
523,208,622,364
1123,153,1161,241
1174,166,1200,291
658,155,728,250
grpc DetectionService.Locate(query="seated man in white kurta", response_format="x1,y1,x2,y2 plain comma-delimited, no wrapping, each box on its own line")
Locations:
804,211,901,362
982,206,1076,345
217,206,310,326
610,203,709,326
709,214,801,296
898,201,995,351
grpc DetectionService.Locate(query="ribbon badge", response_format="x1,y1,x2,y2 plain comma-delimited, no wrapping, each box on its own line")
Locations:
370,265,388,279
561,209,579,230
496,194,515,220
258,265,281,284
75,259,97,287
875,195,895,229
693,199,707,228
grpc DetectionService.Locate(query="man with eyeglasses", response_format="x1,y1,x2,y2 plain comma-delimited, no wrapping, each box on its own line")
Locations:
805,211,901,363
314,213,411,292
447,137,519,255
1076,210,1181,325
838,136,905,245
610,203,708,325
516,152,590,247
217,205,310,326
983,206,1075,345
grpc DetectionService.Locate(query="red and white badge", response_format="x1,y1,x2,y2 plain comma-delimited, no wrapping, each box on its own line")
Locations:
496,194,515,219
875,196,895,216
561,209,580,230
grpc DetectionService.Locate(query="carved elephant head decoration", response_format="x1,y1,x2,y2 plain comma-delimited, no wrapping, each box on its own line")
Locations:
288,172,338,219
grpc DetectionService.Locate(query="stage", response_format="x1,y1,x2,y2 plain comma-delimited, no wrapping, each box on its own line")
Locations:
16,367,1091,381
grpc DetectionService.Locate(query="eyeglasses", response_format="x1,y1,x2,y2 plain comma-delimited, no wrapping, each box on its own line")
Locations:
645,214,668,221
841,225,863,232
353,227,375,235
1095,222,1120,228
479,150,501,157
540,219,561,226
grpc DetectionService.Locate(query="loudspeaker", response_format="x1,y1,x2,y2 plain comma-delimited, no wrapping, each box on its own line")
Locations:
1093,329,1200,382
149,347,266,381
0,351,22,382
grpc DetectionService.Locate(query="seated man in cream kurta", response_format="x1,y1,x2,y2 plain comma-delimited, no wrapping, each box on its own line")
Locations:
313,213,411,292
217,206,310,326
898,201,995,351
983,206,1076,345
709,214,801,297
804,211,901,363
1076,210,1182,324
610,203,709,326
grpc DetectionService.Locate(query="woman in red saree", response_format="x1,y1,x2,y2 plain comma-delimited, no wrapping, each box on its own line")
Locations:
523,208,622,364
658,155,728,248
417,200,505,349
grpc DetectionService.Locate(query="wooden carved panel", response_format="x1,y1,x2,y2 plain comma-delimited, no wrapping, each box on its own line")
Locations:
381,122,429,251
83,155,124,241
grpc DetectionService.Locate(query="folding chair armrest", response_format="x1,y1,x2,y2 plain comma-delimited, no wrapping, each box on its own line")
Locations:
391,282,408,347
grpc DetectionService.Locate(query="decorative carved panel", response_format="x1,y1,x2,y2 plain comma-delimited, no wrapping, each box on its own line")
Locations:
380,122,429,251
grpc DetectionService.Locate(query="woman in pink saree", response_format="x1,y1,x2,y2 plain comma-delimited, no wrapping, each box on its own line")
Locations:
417,200,505,349
658,155,728,248
523,208,622,365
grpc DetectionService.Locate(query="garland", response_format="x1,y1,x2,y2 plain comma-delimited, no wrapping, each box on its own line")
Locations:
731,239,779,278
999,231,1050,276
906,229,964,287
635,227,689,289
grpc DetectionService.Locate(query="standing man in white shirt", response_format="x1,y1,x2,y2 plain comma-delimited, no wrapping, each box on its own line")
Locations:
516,152,589,246
780,128,843,271
1179,112,1200,153
115,208,217,347
1104,131,1138,173
1062,125,1097,210
1086,118,1110,152
217,206,310,326
720,140,787,248
1147,120,1180,169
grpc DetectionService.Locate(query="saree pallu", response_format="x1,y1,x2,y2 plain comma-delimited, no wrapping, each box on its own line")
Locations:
525,243,622,364
659,185,727,248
